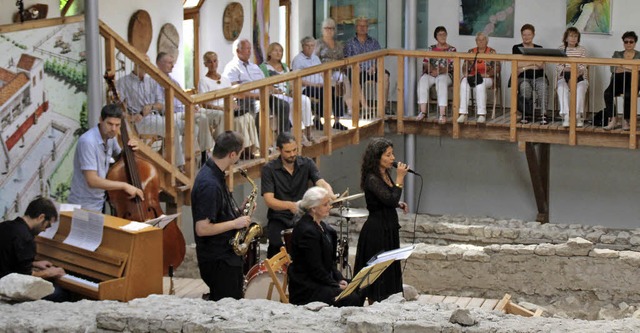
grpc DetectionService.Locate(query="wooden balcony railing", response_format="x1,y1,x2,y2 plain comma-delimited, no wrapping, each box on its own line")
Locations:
99,19,640,202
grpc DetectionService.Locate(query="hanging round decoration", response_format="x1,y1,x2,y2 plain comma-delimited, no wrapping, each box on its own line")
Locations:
223,2,244,42
157,23,180,59
127,10,152,54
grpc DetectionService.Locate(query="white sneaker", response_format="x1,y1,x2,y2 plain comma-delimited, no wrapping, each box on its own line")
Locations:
477,115,486,124
457,114,467,123
562,115,569,128
577,118,584,128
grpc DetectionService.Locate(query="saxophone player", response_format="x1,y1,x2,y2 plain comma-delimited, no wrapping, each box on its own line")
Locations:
191,131,251,301
261,132,336,258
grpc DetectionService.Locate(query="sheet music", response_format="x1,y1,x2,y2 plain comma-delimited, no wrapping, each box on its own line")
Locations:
59,203,82,212
366,245,416,266
120,221,152,232
62,210,105,251
139,213,180,229
38,221,59,239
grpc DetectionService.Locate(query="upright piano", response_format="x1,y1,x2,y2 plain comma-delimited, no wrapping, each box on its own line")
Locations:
35,211,163,301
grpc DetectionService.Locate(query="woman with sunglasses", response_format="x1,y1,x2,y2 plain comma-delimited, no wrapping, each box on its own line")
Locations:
603,31,640,130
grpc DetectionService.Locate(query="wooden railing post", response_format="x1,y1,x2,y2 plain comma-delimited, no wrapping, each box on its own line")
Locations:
630,68,638,149
568,62,578,146
396,55,405,133
509,61,519,142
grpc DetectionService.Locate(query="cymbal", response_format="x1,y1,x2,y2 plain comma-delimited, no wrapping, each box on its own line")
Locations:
330,207,369,218
331,193,364,204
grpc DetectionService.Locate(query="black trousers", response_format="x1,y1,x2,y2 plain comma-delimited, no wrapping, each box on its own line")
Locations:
267,219,289,258
252,96,292,135
604,72,639,120
198,259,243,301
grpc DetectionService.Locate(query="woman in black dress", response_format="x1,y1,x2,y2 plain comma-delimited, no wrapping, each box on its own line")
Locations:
354,138,409,303
288,186,362,307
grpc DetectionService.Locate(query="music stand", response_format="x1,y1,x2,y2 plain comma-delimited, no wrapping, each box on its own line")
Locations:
335,259,394,301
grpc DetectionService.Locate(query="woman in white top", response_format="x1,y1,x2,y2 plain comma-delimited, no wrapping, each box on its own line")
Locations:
198,51,259,155
556,27,589,128
259,42,315,144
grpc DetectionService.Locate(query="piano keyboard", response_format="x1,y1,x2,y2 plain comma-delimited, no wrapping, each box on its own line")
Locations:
60,274,99,292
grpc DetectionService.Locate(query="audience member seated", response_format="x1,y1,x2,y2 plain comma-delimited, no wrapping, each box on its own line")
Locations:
293,36,347,131
116,54,166,138
416,26,456,123
511,24,549,124
198,51,258,155
288,186,363,307
260,42,315,144
155,52,205,166
458,32,499,124
223,39,290,156
603,31,640,131
344,17,391,115
315,18,349,117
556,27,589,128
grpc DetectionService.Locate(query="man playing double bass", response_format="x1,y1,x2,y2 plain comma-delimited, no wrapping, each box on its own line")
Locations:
68,103,144,212
191,131,251,301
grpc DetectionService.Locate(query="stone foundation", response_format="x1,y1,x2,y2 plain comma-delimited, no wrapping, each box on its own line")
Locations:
2,295,640,332
404,237,640,320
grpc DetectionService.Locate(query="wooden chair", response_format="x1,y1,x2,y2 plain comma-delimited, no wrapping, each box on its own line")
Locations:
265,246,291,303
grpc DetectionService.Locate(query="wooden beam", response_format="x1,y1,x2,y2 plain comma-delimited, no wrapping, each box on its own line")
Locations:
0,14,83,33
525,142,550,223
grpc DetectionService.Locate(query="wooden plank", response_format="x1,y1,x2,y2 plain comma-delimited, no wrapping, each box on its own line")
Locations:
494,294,512,312
467,297,486,308
442,296,459,304
455,296,473,308
480,298,499,310
506,302,535,317
429,295,446,303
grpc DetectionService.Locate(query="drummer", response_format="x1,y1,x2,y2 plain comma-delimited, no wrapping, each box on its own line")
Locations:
288,186,363,307
261,132,336,258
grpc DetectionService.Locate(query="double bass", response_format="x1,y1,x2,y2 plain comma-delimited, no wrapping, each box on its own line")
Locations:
104,73,185,275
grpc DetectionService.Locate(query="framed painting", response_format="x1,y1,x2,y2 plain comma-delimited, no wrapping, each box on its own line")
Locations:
458,0,515,38
566,0,611,34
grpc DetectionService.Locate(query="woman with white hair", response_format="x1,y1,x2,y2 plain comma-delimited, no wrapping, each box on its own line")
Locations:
287,186,362,307
458,32,499,124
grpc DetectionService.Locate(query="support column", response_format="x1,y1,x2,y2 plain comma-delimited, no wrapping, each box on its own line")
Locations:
85,0,101,127
403,0,418,212
525,142,550,223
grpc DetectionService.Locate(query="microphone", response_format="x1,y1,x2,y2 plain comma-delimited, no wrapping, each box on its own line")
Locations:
392,161,419,175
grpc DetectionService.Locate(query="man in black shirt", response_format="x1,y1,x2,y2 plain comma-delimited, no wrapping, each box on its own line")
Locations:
261,132,336,258
0,196,67,301
191,131,251,300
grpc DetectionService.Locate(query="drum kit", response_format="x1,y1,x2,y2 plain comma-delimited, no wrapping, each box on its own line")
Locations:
243,191,368,300
329,192,368,280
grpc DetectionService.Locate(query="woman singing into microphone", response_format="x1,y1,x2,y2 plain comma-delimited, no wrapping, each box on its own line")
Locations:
354,137,409,303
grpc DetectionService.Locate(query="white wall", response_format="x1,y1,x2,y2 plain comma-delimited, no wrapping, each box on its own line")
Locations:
98,0,185,86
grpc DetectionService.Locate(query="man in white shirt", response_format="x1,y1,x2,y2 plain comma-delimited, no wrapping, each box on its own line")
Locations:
292,37,347,130
155,52,206,167
222,39,291,139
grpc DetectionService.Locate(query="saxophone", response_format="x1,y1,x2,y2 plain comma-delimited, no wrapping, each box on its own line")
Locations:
231,168,263,256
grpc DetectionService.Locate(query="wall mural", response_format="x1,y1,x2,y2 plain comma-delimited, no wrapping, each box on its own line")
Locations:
0,21,86,219
566,0,611,35
252,0,270,64
458,0,515,38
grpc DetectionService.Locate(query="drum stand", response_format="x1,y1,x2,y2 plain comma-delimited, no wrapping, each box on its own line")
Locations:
336,204,353,280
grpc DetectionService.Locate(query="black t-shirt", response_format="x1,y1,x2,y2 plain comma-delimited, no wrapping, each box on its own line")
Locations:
0,217,35,278
191,159,243,266
261,156,321,226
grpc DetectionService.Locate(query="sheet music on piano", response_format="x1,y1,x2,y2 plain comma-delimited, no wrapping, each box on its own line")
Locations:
39,203,82,239
62,210,105,251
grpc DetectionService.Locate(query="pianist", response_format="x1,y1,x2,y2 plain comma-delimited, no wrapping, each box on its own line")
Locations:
191,131,251,301
0,197,69,302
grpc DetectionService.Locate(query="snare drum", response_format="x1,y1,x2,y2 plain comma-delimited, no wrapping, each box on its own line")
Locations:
281,228,293,254
244,260,288,301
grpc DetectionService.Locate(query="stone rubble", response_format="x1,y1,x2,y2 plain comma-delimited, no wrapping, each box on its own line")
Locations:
2,294,640,332
0,273,53,302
